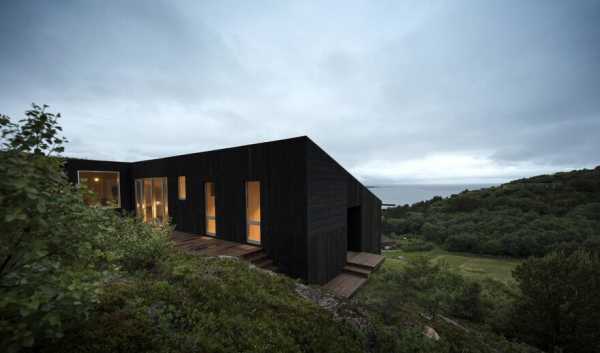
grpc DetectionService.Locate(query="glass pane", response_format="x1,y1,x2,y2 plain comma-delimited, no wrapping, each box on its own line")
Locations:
206,218,216,235
143,179,153,222
247,224,260,244
246,181,261,244
78,171,120,207
162,178,169,220
246,181,260,222
205,182,216,235
135,179,143,218
178,176,186,200
153,178,164,222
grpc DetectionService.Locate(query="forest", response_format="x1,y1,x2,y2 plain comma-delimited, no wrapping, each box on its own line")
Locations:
383,168,600,257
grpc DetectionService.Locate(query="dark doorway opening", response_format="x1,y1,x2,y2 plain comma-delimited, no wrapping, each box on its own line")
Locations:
347,206,361,251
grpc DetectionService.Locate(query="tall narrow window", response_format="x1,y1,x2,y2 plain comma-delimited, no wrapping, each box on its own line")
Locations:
205,182,216,236
246,181,261,245
178,176,186,200
134,177,168,224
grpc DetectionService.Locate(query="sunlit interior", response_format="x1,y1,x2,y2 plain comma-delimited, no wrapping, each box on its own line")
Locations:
78,171,120,207
135,177,168,223
178,176,186,200
205,182,216,236
246,181,261,244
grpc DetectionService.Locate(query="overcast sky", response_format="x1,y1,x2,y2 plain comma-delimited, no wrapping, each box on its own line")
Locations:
1,1,599,184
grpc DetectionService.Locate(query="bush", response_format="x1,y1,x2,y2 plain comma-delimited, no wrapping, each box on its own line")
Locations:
42,252,365,353
0,105,171,351
511,249,600,352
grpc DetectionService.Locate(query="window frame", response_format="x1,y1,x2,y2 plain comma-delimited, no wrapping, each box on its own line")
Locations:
245,180,261,245
204,181,216,236
77,170,121,208
178,175,187,200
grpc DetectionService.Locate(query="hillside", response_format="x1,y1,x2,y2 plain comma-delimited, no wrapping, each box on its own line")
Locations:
383,166,600,257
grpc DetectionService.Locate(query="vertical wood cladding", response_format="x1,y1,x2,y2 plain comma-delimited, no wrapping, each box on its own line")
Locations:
127,137,308,279
64,136,379,284
306,138,382,284
306,140,348,284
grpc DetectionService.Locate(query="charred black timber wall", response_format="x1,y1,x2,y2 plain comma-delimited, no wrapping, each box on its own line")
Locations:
64,136,381,284
129,137,308,280
306,139,382,284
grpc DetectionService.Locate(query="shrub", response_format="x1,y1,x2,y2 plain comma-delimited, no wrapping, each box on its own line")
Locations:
0,105,171,351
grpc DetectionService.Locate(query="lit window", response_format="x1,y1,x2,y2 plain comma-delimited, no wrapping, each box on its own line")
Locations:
78,170,120,207
205,182,216,236
246,181,261,244
178,176,186,200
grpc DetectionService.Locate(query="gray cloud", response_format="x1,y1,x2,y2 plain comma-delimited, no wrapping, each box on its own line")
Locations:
1,0,599,183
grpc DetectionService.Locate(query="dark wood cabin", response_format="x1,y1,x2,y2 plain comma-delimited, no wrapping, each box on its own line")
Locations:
65,136,381,284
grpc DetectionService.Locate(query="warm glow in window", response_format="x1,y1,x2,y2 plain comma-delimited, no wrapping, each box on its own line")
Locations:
246,181,261,244
205,182,216,236
178,176,186,200
78,171,120,207
135,177,168,224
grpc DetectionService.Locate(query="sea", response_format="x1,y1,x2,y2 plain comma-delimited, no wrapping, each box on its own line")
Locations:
368,184,498,207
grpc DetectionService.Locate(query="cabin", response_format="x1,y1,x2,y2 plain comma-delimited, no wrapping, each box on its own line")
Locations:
64,136,382,285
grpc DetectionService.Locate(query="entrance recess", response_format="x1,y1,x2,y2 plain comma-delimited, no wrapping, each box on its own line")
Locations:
246,181,261,245
135,177,168,223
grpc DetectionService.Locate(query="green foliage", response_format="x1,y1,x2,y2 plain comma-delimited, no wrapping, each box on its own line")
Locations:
0,105,171,351
383,167,600,257
358,257,540,353
395,238,435,252
41,252,364,353
511,249,600,352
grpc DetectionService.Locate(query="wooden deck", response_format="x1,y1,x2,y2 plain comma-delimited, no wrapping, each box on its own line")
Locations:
171,231,263,258
323,251,385,298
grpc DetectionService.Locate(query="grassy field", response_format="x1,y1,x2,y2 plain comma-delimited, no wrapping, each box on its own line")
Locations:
381,247,521,285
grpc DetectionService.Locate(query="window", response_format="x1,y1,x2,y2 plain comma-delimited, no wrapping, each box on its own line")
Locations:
246,181,261,244
178,176,186,200
135,177,168,224
205,182,216,236
78,171,120,207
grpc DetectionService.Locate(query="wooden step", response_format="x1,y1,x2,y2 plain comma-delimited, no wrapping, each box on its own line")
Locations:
346,251,385,270
243,250,267,262
323,273,368,298
343,264,371,278
254,258,273,269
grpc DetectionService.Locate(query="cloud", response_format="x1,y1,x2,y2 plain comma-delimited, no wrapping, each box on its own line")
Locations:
1,0,599,184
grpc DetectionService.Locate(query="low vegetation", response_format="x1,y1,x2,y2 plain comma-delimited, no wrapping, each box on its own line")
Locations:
383,167,600,257
382,241,520,285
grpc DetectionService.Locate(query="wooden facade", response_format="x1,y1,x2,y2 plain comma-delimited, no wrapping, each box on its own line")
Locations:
64,136,381,284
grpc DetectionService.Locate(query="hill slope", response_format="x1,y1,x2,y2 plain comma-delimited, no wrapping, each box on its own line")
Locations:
383,166,600,257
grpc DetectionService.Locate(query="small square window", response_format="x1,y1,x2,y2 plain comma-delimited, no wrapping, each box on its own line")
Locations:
178,176,186,200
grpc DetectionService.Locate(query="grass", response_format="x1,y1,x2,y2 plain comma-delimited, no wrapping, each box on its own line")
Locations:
381,247,521,285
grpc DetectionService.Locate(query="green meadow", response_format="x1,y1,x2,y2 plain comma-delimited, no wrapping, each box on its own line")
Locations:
381,247,521,285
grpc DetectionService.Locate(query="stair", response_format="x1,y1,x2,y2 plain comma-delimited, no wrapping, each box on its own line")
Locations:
343,264,371,278
242,249,278,272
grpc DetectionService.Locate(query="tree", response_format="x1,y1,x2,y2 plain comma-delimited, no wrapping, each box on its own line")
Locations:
512,249,600,352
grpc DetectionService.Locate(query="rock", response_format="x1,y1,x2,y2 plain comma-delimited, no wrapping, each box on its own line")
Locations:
384,245,391,250
216,255,239,260
423,325,440,341
294,283,372,333
397,255,406,260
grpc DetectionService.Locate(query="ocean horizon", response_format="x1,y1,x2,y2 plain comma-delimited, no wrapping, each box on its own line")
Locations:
368,184,498,206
